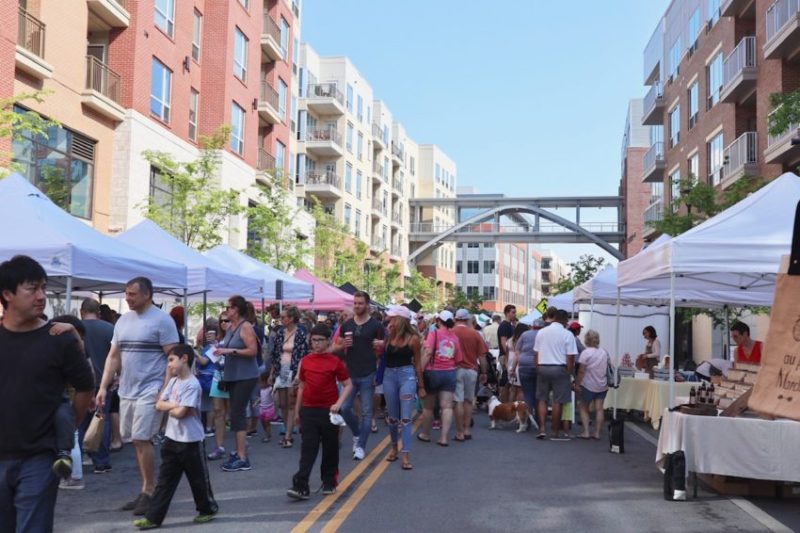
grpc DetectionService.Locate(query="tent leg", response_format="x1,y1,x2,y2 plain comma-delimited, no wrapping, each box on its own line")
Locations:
589,296,595,329
202,292,207,347
724,305,730,361
613,288,620,421
183,289,189,343
99,291,103,304
669,273,676,409
65,277,73,315
261,298,266,325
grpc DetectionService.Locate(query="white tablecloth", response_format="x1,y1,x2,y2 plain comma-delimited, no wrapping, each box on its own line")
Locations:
604,378,694,429
656,409,800,482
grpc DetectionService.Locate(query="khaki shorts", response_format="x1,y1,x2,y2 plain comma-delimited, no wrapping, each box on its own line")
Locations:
455,367,478,403
120,389,162,442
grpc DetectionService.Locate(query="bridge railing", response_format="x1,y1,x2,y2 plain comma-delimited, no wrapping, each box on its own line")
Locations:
409,221,621,234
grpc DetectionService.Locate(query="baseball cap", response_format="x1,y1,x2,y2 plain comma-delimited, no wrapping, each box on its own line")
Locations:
386,305,412,320
455,308,471,321
438,310,454,322
568,321,583,331
532,319,547,329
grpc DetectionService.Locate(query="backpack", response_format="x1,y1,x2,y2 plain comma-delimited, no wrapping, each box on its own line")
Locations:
663,451,687,501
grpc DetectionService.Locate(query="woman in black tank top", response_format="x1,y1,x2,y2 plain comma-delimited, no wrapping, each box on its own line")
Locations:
382,306,422,470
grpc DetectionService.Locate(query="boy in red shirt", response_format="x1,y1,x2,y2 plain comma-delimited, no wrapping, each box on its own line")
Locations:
288,324,353,500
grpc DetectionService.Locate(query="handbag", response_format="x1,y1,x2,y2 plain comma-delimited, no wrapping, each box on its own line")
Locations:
82,411,105,454
606,351,620,389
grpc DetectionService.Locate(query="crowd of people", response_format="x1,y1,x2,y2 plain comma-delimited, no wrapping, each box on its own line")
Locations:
2,254,654,531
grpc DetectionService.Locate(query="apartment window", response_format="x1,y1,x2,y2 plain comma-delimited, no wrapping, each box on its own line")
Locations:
670,169,681,209
688,82,699,129
149,166,173,213
688,8,700,52
346,84,353,112
344,203,352,228
707,53,723,109
357,132,363,160
11,109,95,219
357,95,363,122
275,140,285,171
482,286,496,300
688,153,700,183
467,243,480,249
192,10,202,61
409,156,416,176
354,209,361,237
279,17,289,60
345,163,353,193
650,182,663,203
154,0,175,38
467,286,479,298
230,102,245,155
233,28,248,82
382,191,389,211
707,132,724,185
238,0,249,9
356,170,362,199
467,261,479,274
188,89,199,141
708,0,720,27
669,104,680,148
456,261,462,274
150,58,172,122
669,39,681,80
278,79,287,119
484,260,495,274
346,122,353,153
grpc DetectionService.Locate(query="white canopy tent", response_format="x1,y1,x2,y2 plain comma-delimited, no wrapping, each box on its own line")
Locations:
204,245,313,302
547,291,573,310
0,174,188,310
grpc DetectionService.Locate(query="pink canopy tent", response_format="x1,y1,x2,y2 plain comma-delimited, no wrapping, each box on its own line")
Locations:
285,269,354,311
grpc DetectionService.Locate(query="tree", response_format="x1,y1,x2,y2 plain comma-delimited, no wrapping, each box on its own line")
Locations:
246,169,310,272
310,199,350,282
552,254,606,295
448,288,484,314
0,91,58,177
768,89,800,142
139,127,243,251
404,269,440,311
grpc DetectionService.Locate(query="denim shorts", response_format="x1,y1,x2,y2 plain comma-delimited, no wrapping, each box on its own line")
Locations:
581,388,608,403
423,369,457,394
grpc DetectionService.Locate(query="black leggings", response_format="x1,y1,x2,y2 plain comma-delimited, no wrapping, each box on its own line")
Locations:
226,378,258,432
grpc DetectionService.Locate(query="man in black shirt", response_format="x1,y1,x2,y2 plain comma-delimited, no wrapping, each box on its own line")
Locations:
497,304,517,402
0,255,94,533
333,291,383,461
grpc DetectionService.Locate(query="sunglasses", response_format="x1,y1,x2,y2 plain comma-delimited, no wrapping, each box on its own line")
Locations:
221,319,231,323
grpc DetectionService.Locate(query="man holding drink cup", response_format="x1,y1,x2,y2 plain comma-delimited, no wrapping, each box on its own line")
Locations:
333,291,384,460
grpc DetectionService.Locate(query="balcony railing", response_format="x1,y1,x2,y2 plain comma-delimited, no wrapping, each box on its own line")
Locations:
306,83,344,105
723,131,757,178
372,122,383,141
393,176,403,193
767,106,800,146
372,199,387,216
306,169,342,189
723,36,756,87
260,80,280,110
766,0,800,44
258,148,276,171
392,211,402,225
643,81,663,117
85,55,121,104
643,142,665,170
391,141,404,161
644,198,664,225
391,245,402,257
18,7,45,59
373,161,384,176
262,11,280,43
306,127,342,145
372,237,386,250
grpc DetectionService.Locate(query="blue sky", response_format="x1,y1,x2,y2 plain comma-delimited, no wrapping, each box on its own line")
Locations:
301,0,671,263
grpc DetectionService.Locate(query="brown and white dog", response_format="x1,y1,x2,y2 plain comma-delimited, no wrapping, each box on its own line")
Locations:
487,396,537,433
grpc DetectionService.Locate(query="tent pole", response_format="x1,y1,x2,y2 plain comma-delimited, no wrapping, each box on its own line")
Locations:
613,287,620,421
202,292,207,347
724,305,730,361
99,291,103,304
261,297,266,325
669,272,676,409
183,289,189,343
589,295,595,329
65,277,73,315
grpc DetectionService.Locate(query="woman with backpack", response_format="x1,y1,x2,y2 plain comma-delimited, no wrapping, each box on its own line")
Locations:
574,329,609,440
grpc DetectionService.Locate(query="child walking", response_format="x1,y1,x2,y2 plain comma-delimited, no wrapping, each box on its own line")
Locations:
134,345,218,529
259,372,274,443
287,325,352,500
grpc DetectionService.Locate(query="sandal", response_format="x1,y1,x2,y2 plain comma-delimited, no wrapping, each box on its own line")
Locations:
536,432,547,440
437,441,448,447
453,436,466,442
401,462,413,470
371,421,378,433
386,450,399,462
281,438,294,448
416,434,431,443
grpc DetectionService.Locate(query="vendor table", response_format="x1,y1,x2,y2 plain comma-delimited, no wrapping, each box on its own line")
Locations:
603,377,694,429
656,409,800,483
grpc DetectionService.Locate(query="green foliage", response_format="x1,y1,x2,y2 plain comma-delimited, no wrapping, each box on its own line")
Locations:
552,254,606,295
404,269,440,312
139,127,243,251
768,90,800,138
448,288,484,314
246,169,310,272
0,91,58,177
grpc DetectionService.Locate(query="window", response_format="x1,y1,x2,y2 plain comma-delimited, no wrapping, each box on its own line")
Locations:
354,209,361,237
670,169,681,209
688,82,699,129
344,203,352,228
356,170,362,199
230,102,245,155
484,260,495,274
456,261,462,274
669,104,680,148
189,89,199,141
275,140,285,170
467,261,479,274
278,79,287,119
357,95,363,122
12,108,96,219
233,28,248,82
150,58,172,122
467,286,479,298
346,122,353,153
409,156,416,176
708,0,720,27
669,39,681,80
346,84,353,112
688,8,700,52
192,10,202,61
154,0,175,38
435,163,441,182
279,17,289,60
238,0,249,9
467,243,479,248
707,53,723,109
357,132,363,160
149,166,173,212
688,153,700,183
482,286,496,300
344,163,353,193
650,182,663,203
707,132,724,184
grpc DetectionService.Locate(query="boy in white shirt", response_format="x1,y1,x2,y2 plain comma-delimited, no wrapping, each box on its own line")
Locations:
134,345,218,529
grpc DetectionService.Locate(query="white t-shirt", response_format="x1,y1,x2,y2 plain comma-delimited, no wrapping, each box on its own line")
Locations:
533,323,577,365
577,347,609,393
161,375,204,443
112,304,179,399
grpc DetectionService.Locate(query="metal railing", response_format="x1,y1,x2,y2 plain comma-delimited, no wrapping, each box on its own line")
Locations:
392,211,402,225
391,245,402,257
372,200,387,216
644,198,664,225
643,81,663,117
262,12,280,44
260,80,279,111
391,141,404,161
18,7,45,59
372,122,383,142
723,132,757,177
767,0,800,45
257,148,275,171
393,176,403,193
373,162,384,176
371,237,386,250
643,142,665,170
767,106,800,146
723,36,756,87
305,169,341,189
306,83,344,105
409,221,621,234
306,127,342,145
85,55,121,104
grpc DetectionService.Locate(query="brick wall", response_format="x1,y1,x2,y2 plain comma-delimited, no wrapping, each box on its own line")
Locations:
621,146,649,257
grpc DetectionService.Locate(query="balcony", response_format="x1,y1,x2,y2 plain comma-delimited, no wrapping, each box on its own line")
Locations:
258,81,282,125
305,83,345,116
721,37,757,104
81,55,125,121
722,132,758,188
721,0,756,18
765,0,800,60
87,0,130,30
304,169,342,199
371,237,386,252
257,148,276,172
765,108,800,164
392,176,403,196
391,244,402,258
371,199,387,219
372,162,384,184
390,141,404,166
391,210,403,228
642,82,665,125
261,12,282,61
642,142,666,183
304,127,344,157
16,7,53,79
643,198,664,236
372,123,385,150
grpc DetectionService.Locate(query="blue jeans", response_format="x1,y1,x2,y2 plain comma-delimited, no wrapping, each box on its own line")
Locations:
341,372,375,450
0,452,59,533
518,367,538,411
79,399,112,468
382,366,417,453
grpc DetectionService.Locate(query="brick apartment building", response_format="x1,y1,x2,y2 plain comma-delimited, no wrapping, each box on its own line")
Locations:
638,0,800,241
619,99,651,258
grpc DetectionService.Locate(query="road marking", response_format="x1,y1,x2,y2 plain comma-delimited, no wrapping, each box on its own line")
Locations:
625,421,658,446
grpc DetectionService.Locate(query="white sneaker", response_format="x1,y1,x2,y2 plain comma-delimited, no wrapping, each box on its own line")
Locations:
59,477,85,490
353,446,365,461
352,436,359,453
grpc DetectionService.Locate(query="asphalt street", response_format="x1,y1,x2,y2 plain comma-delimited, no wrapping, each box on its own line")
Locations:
54,411,800,532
